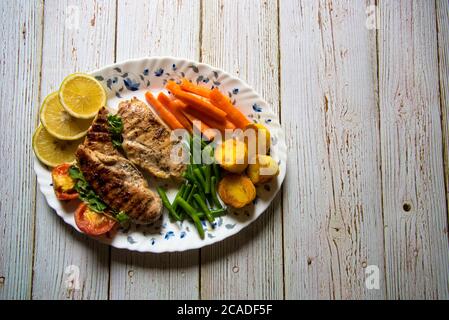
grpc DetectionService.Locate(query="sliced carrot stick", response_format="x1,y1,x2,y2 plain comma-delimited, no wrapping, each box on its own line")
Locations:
181,109,216,141
209,88,251,129
181,105,235,133
170,96,234,132
180,78,212,98
157,91,173,107
167,100,193,133
157,92,191,132
166,81,226,122
145,91,184,130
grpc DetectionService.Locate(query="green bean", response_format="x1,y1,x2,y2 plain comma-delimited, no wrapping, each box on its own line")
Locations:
191,136,202,165
211,176,223,209
193,168,206,192
183,184,192,199
202,144,214,164
177,198,204,239
188,163,194,176
157,187,181,221
207,193,215,208
196,209,224,219
204,165,211,194
195,208,227,220
187,169,208,203
172,184,186,211
212,162,220,180
211,208,227,216
183,173,196,186
192,199,200,211
193,194,214,223
185,184,197,204
187,170,202,194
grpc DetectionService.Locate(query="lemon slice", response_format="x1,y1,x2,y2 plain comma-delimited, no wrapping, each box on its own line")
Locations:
40,92,92,140
33,125,84,167
59,73,106,119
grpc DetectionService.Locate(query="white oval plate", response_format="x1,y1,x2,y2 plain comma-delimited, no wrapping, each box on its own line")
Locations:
34,56,286,252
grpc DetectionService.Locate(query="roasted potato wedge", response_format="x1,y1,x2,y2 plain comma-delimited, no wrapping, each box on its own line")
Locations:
218,174,256,208
247,155,280,185
214,138,248,173
245,123,271,156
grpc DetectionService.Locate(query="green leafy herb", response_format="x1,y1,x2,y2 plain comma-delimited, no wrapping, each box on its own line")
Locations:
68,165,108,213
68,165,84,180
115,211,130,223
107,114,123,149
69,165,130,224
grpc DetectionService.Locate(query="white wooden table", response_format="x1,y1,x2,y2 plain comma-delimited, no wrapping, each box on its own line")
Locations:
1,0,449,300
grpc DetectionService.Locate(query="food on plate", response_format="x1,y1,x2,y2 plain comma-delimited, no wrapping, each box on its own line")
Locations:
117,97,186,179
34,63,281,242
33,125,84,167
59,73,106,119
74,203,117,236
75,107,162,224
214,138,248,173
209,88,251,129
181,109,217,141
166,81,227,121
180,105,236,133
40,92,92,140
51,163,78,200
158,135,225,238
179,78,212,98
247,155,279,185
245,122,271,155
145,91,184,130
177,197,206,239
107,113,124,149
157,93,192,132
68,165,108,212
217,174,256,208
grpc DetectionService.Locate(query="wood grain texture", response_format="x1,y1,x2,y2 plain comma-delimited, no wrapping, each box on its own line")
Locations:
109,0,201,300
0,0,43,299
200,0,283,299
32,0,116,300
436,0,449,230
280,0,386,299
2,0,448,300
378,0,449,299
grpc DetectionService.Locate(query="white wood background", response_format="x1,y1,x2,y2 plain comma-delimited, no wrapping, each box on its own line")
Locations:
1,0,448,300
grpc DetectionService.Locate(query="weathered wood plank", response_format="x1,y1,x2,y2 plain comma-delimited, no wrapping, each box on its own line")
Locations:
200,0,283,299
379,0,449,299
280,0,385,299
436,0,449,231
0,0,43,300
109,0,200,300
32,0,116,300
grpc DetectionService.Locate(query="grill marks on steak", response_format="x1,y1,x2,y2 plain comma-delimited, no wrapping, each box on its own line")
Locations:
117,98,186,179
75,107,162,224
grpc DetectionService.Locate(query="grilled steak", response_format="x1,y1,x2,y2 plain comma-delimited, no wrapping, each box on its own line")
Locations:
75,107,162,224
117,98,186,179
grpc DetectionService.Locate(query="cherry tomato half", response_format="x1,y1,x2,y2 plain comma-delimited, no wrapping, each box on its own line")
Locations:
51,163,79,200
74,203,117,236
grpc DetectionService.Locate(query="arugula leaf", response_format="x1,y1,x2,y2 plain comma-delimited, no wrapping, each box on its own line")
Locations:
107,114,123,149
